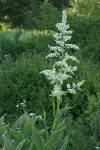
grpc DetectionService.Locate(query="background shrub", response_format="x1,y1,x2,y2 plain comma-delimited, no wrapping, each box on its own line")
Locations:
36,2,61,30
0,53,52,118
0,30,55,62
0,0,100,148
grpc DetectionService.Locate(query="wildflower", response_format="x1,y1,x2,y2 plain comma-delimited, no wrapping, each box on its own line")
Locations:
41,10,84,100
29,113,35,116
95,147,100,150
36,115,42,120
16,104,19,108
20,103,24,105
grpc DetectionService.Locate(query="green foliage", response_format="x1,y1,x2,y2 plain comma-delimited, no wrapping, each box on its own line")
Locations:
0,53,52,117
1,55,99,149
1,110,68,150
36,2,61,30
49,0,70,9
0,0,40,29
0,116,7,148
0,0,100,149
0,30,55,62
68,0,100,63
64,62,100,149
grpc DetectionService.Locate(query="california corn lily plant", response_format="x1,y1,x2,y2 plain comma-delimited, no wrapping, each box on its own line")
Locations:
1,10,84,150
41,10,85,115
2,111,68,150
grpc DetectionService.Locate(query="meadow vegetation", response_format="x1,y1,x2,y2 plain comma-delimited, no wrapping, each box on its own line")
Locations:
0,0,100,149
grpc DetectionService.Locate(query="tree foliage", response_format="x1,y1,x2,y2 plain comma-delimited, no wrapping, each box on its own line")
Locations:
0,0,40,28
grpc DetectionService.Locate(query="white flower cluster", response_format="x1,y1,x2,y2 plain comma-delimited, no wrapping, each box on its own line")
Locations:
16,100,26,108
41,10,84,100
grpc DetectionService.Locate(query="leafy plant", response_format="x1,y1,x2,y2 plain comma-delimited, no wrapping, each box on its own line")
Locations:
1,10,85,150
1,110,69,150
36,2,61,30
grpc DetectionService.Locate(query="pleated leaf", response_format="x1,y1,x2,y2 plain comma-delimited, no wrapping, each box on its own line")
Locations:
15,139,26,150
32,127,43,150
3,136,13,150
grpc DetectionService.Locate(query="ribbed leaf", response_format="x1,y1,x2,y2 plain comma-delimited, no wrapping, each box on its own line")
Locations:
11,131,24,141
12,120,19,131
43,110,49,140
15,139,26,150
27,142,33,150
50,126,65,145
52,111,62,131
59,136,69,150
32,127,43,150
0,116,4,127
56,119,65,131
0,126,6,136
24,117,34,137
43,141,56,150
18,112,29,127
3,136,13,150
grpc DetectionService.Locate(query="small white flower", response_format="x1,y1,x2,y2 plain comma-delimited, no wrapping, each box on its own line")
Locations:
46,52,60,58
51,84,64,100
67,84,71,89
68,89,76,94
23,100,26,103
20,103,24,105
41,10,84,100
73,83,76,88
36,115,42,120
65,44,79,50
29,113,35,116
12,140,15,143
95,147,100,150
16,104,19,108
77,80,85,89
72,66,78,71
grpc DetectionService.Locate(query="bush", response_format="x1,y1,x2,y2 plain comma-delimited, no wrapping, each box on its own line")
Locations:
0,110,69,150
0,0,40,29
0,30,55,62
36,2,61,30
67,0,100,63
0,53,52,118
65,61,100,149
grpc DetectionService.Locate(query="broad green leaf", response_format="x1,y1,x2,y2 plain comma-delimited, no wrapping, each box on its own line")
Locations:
32,127,43,150
11,131,24,141
52,111,63,131
15,139,26,150
59,136,69,150
21,140,33,150
3,136,13,150
43,141,56,150
52,99,56,117
27,142,34,150
0,126,6,136
24,117,34,137
2,145,6,150
12,120,19,131
56,119,65,131
18,112,29,127
43,110,49,140
0,116,5,127
50,126,65,145
0,137,4,148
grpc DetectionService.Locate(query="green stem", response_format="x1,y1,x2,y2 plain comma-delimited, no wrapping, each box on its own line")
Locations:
57,96,62,116
52,99,56,117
